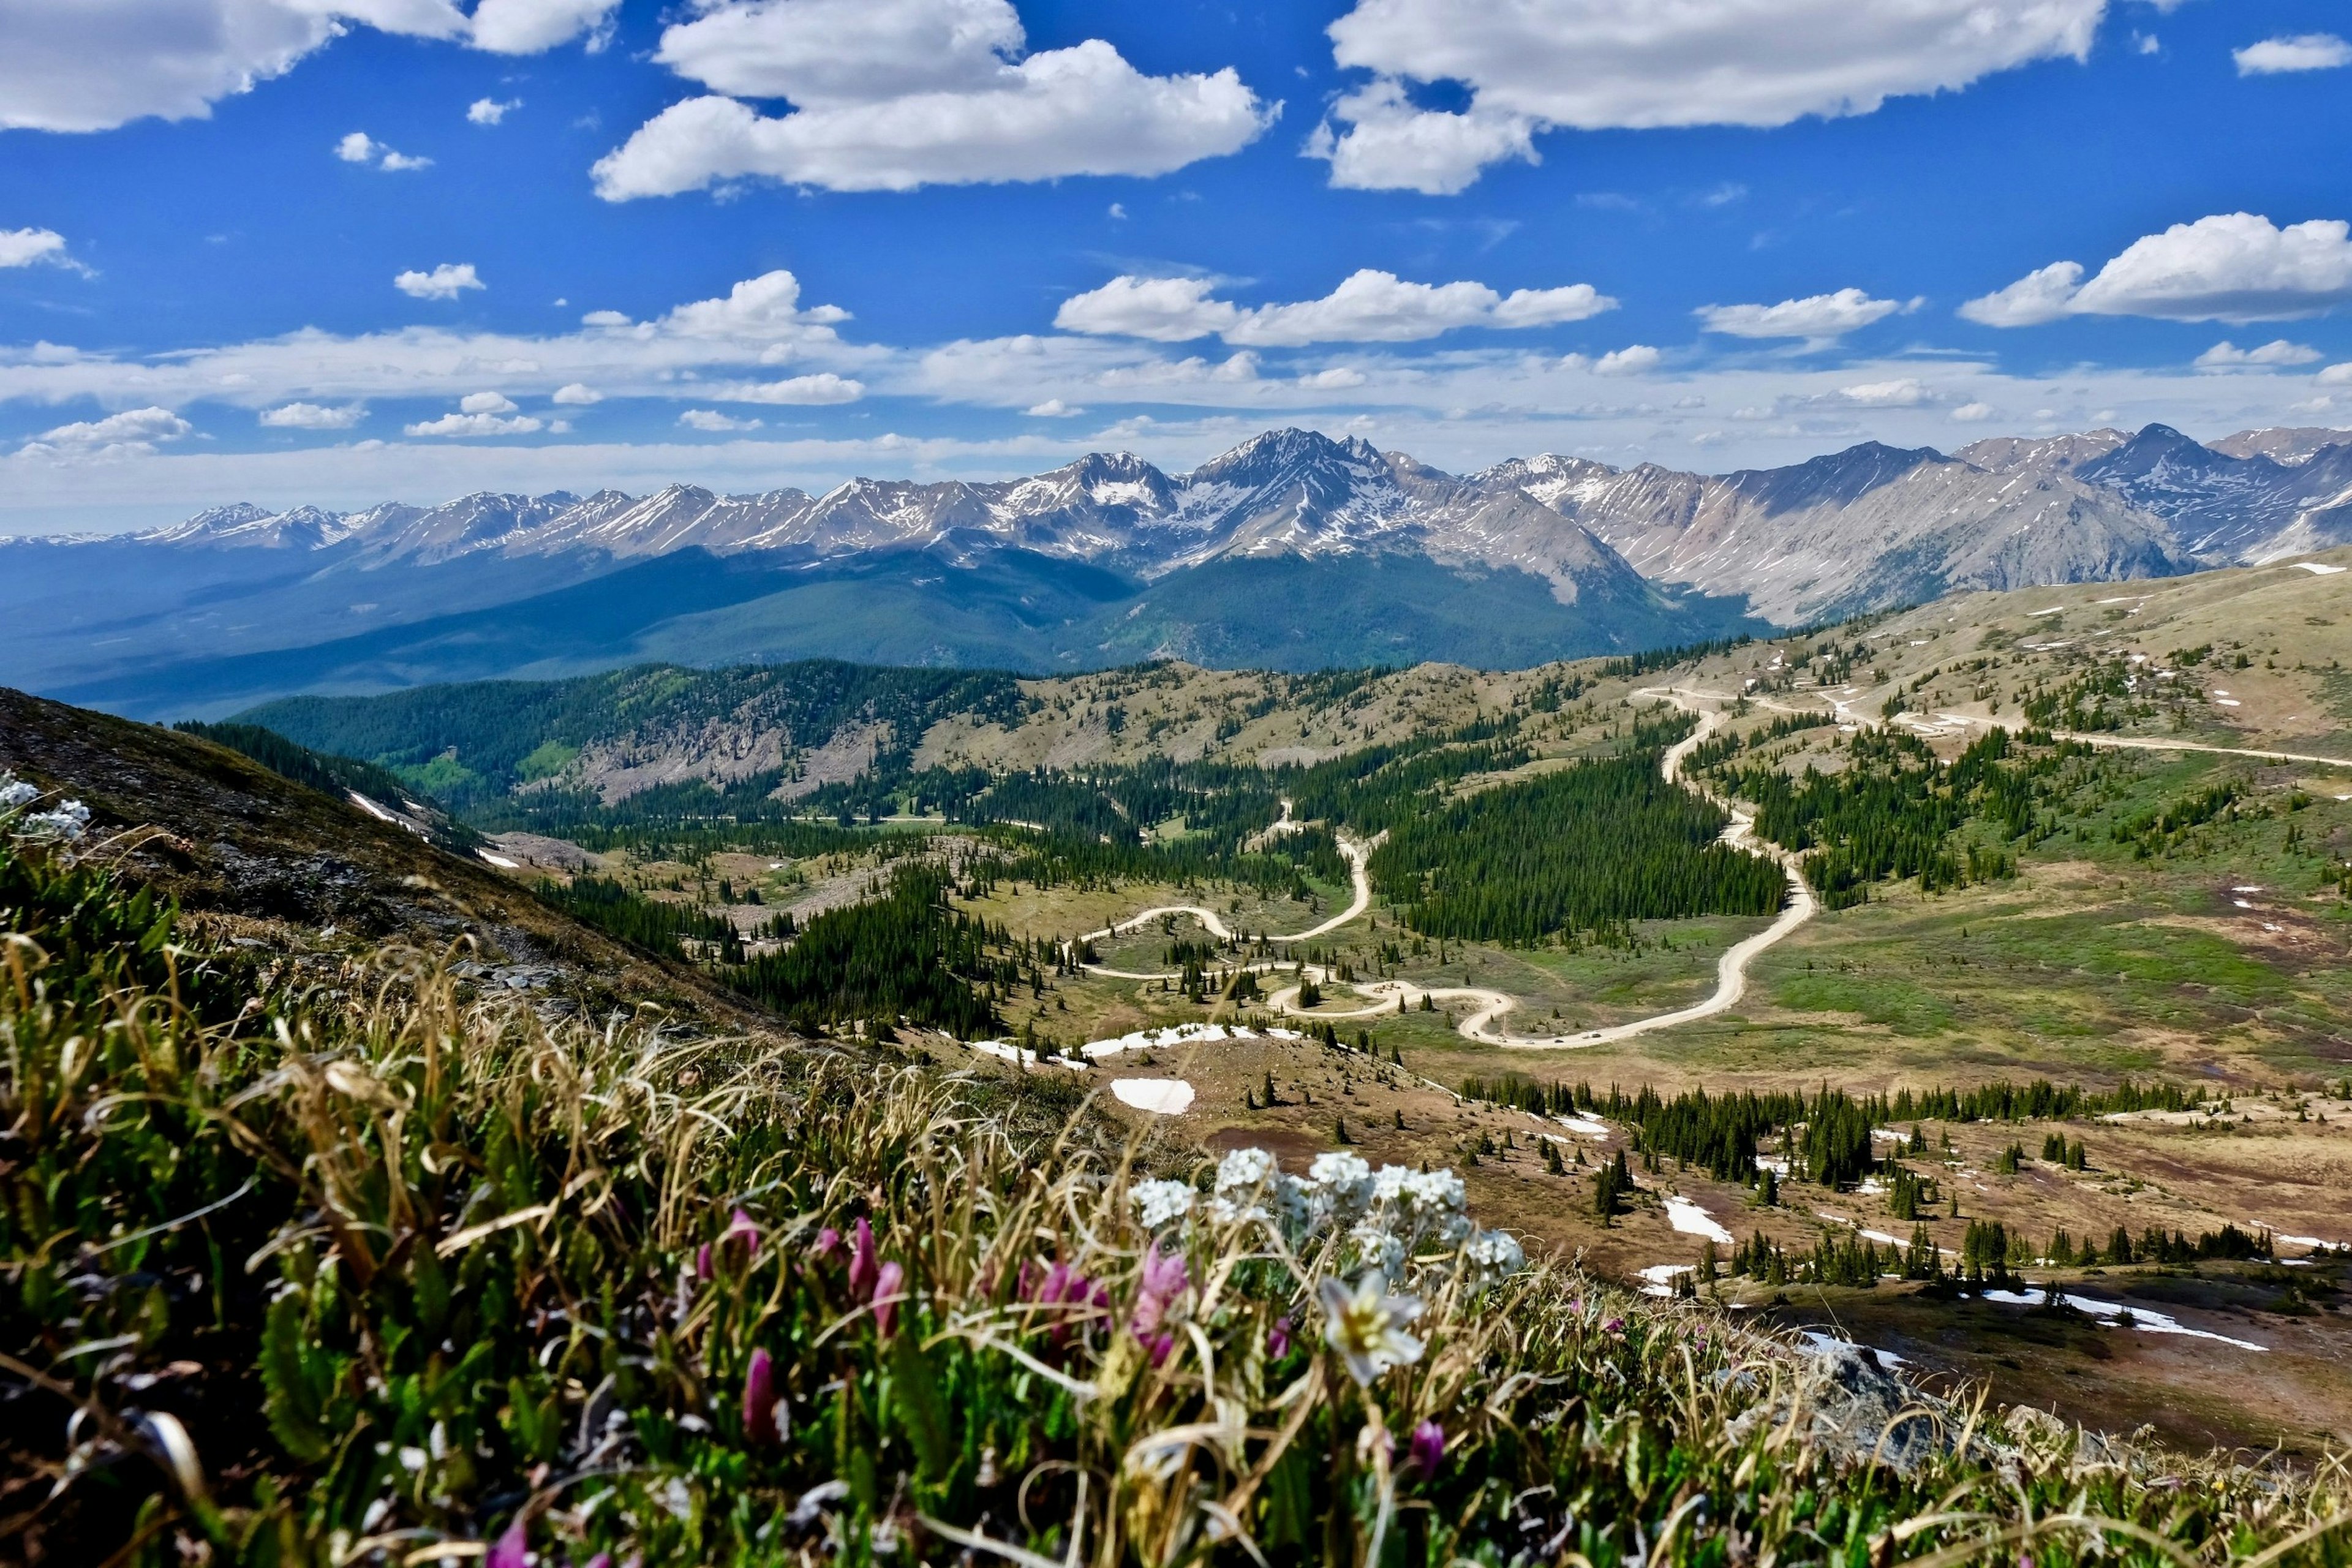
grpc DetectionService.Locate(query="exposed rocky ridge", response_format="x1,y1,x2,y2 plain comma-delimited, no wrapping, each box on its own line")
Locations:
45,423,2279,617
1477,441,2190,623
7,422,2350,709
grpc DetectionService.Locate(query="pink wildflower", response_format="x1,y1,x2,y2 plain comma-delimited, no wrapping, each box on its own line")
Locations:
723,1207,761,1254
1268,1316,1292,1359
847,1218,878,1300
1130,1245,1190,1341
695,1243,714,1282
488,1520,529,1568
813,1226,841,1258
742,1348,780,1444
873,1261,906,1338
1407,1420,1446,1477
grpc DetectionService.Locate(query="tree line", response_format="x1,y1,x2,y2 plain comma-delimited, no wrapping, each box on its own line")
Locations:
1370,745,1785,945
1717,727,2096,907
1457,1074,2198,1191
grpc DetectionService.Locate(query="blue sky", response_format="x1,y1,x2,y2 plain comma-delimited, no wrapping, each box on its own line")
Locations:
4,0,2352,532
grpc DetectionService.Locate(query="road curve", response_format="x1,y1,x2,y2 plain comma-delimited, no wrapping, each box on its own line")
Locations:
1079,836,1374,953
1074,691,1817,1050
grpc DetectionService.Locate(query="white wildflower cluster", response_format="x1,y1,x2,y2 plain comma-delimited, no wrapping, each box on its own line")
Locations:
1131,1178,1197,1231
0,771,89,845
1205,1147,1525,1290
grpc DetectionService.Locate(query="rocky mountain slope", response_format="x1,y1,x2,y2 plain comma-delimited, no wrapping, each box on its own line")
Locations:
6,423,2348,715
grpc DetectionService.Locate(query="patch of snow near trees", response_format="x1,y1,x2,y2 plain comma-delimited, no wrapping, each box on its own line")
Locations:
1664,1196,1734,1244
1112,1079,1196,1115
1977,1289,2266,1352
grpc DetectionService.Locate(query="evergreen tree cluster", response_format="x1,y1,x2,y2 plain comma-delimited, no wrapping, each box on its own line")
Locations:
532,875,740,962
1596,632,1760,679
2019,660,2139,732
2040,1131,2089,1170
719,865,1019,1038
1684,709,1836,772
1371,748,1785,944
1960,1219,2021,1284
2109,779,2243,859
1456,1074,2192,1193
1722,728,2094,908
1592,1150,1635,1219
176,720,422,815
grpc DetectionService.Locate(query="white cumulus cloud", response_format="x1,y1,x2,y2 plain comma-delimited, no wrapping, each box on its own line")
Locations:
0,227,74,270
1962,214,2352,326
1950,401,1999,423
2195,339,2323,371
1698,288,1902,341
592,0,1270,198
405,393,543,437
1311,0,2118,193
395,263,486,300
1956,261,2083,327
259,401,366,428
337,130,432,170
1839,377,1929,406
2234,34,2352,75
707,372,867,405
1593,345,1662,375
470,0,616,54
1562,345,1663,375
679,409,764,431
467,97,523,125
21,405,193,457
1055,269,1615,346
0,269,867,421
2321,363,2352,386
1304,78,1534,196
551,382,602,404
0,0,612,135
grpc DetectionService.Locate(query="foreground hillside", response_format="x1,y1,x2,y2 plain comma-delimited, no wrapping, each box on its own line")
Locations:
2,702,2350,1567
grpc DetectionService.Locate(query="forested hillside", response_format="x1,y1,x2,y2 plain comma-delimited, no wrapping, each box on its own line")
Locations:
1372,749,1785,942
244,660,1030,812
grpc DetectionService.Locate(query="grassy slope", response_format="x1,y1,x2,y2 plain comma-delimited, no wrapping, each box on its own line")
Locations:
5,794,2349,1567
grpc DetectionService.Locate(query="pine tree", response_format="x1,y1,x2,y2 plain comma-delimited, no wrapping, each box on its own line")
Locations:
1594,1150,1633,1221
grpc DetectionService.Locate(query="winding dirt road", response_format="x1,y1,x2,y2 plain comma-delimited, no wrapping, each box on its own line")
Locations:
1077,837,1376,978
1074,690,1817,1050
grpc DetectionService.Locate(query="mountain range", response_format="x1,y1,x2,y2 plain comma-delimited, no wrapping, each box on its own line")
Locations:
4,421,2347,718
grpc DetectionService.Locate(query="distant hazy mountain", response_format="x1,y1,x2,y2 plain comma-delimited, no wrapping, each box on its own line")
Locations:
1493,440,2190,624
6,421,2346,717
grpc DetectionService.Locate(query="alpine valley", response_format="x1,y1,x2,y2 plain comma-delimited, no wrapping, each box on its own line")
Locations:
5,421,2349,718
